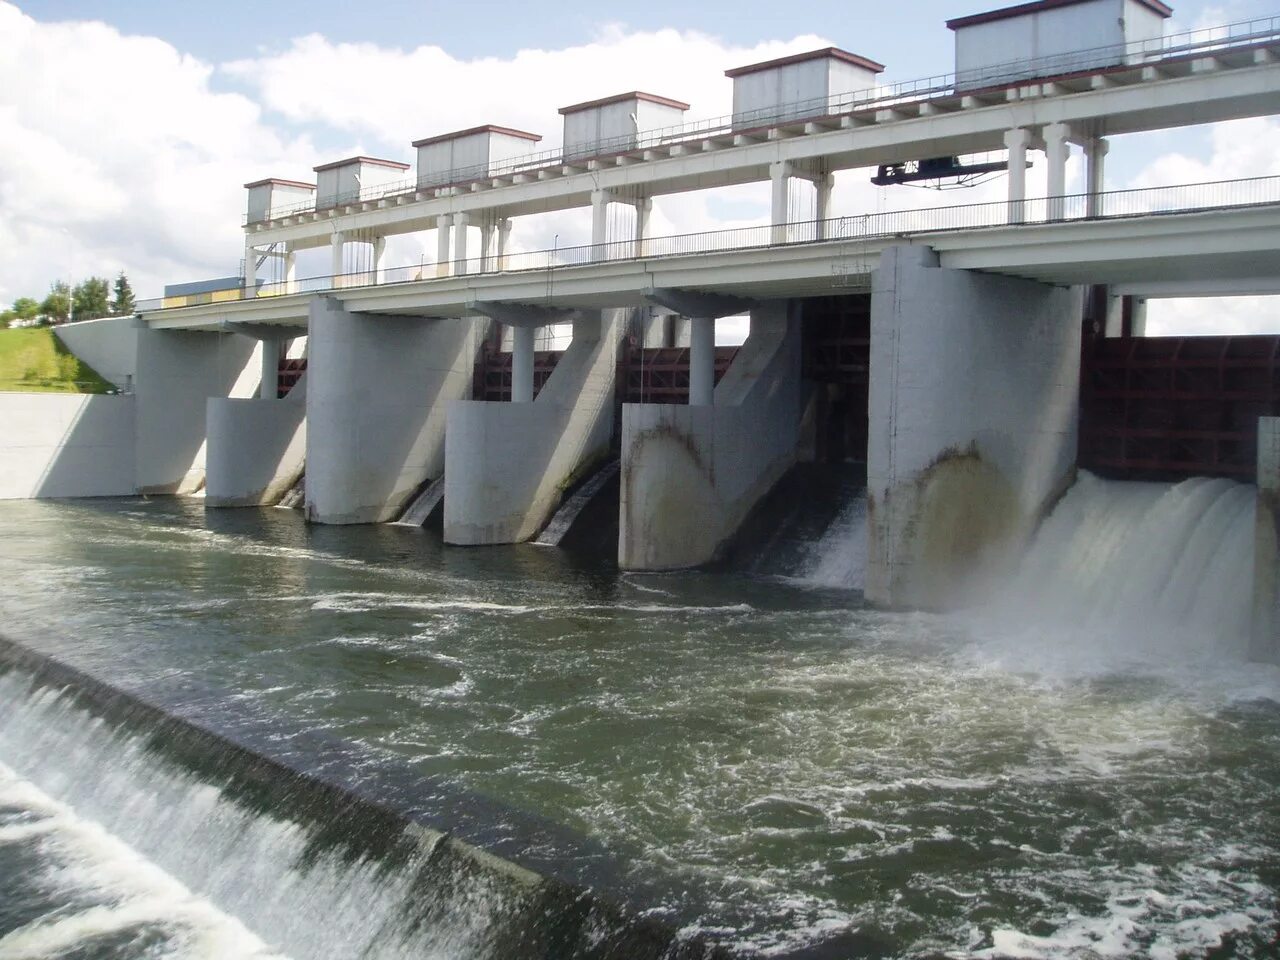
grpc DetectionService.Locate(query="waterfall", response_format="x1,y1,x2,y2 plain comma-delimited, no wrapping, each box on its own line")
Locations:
981,471,1257,662
275,474,304,510
790,492,869,590
535,461,620,547
0,651,712,960
393,477,444,527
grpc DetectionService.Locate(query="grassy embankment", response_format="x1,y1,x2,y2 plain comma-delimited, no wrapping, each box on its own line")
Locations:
0,327,114,394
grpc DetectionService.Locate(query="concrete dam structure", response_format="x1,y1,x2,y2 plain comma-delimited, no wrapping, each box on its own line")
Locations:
6,0,1280,653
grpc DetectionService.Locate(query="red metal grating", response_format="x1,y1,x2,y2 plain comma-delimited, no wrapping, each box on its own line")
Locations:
1079,334,1280,481
472,345,563,401
277,357,307,399
616,345,738,405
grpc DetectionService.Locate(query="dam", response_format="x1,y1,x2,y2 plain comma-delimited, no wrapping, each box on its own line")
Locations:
1,1,1280,956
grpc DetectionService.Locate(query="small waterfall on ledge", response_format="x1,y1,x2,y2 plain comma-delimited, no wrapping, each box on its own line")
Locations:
789,492,869,590
979,471,1256,662
393,477,444,527
275,474,304,510
536,461,620,547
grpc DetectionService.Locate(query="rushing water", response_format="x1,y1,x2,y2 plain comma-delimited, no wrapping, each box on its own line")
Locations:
0,475,1277,958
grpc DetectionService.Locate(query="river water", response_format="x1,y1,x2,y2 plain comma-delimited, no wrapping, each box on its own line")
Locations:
0,479,1277,958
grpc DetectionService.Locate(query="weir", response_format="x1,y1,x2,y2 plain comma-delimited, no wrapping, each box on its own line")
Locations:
0,637,727,959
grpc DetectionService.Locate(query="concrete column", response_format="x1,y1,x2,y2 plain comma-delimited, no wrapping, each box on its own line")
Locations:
511,324,536,403
1253,417,1280,663
243,243,257,297
591,189,610,259
453,213,470,274
305,298,479,524
436,214,453,277
688,316,716,406
258,339,279,400
635,197,652,257
866,245,1082,610
330,231,345,287
1044,122,1071,220
1004,128,1030,224
770,161,791,243
282,246,297,294
497,218,513,270
479,218,496,272
1084,137,1109,217
371,237,387,285
815,174,834,241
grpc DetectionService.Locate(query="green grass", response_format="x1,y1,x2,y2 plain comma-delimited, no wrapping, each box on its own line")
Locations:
0,327,115,394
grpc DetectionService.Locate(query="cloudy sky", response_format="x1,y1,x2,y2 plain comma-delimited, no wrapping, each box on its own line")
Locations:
2,0,1277,333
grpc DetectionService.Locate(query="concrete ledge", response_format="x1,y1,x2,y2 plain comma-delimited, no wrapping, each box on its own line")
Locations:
0,393,136,499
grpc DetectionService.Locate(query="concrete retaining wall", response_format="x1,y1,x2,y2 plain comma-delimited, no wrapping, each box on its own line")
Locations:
54,316,138,390
444,310,624,544
205,381,307,507
866,244,1082,610
1253,417,1280,664
0,393,136,499
134,329,259,495
306,298,479,524
618,300,802,570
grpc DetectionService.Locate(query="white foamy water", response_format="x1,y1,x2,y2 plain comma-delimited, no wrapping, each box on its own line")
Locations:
971,472,1258,669
0,764,283,960
0,675,522,960
790,492,869,590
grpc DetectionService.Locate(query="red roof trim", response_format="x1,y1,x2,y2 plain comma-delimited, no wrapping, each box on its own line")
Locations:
948,0,1172,29
411,125,543,148
558,91,690,115
243,178,316,190
725,47,886,78
312,155,411,173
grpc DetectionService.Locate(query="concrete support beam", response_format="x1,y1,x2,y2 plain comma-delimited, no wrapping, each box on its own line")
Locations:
511,324,536,403
1004,128,1030,224
815,174,834,240
770,161,791,243
436,214,453,277
866,245,1082,609
497,218,513,271
330,231,345,284
644,289,753,320
1044,122,1071,220
305,297,479,524
689,316,716,407
1084,137,1109,217
243,242,257,295
1252,417,1280,663
453,213,470,273
372,236,387,284
635,197,652,257
283,245,297,294
444,309,625,544
259,337,280,399
619,300,802,570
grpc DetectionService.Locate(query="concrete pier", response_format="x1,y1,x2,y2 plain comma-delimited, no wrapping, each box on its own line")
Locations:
619,300,801,570
444,309,624,544
1252,417,1280,663
134,328,258,494
205,381,307,507
865,245,1082,609
305,298,479,524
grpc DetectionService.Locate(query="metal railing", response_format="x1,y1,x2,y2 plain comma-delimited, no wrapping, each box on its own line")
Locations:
242,14,1280,225
141,175,1280,313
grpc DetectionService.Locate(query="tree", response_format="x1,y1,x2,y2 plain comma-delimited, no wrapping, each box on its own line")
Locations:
11,297,39,322
0,310,14,329
111,272,135,316
40,282,70,325
71,276,111,323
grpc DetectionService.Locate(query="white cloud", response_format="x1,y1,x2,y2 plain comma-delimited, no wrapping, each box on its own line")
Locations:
0,2,315,302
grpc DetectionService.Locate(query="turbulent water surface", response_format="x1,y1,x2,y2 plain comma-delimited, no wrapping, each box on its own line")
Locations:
0,477,1277,958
